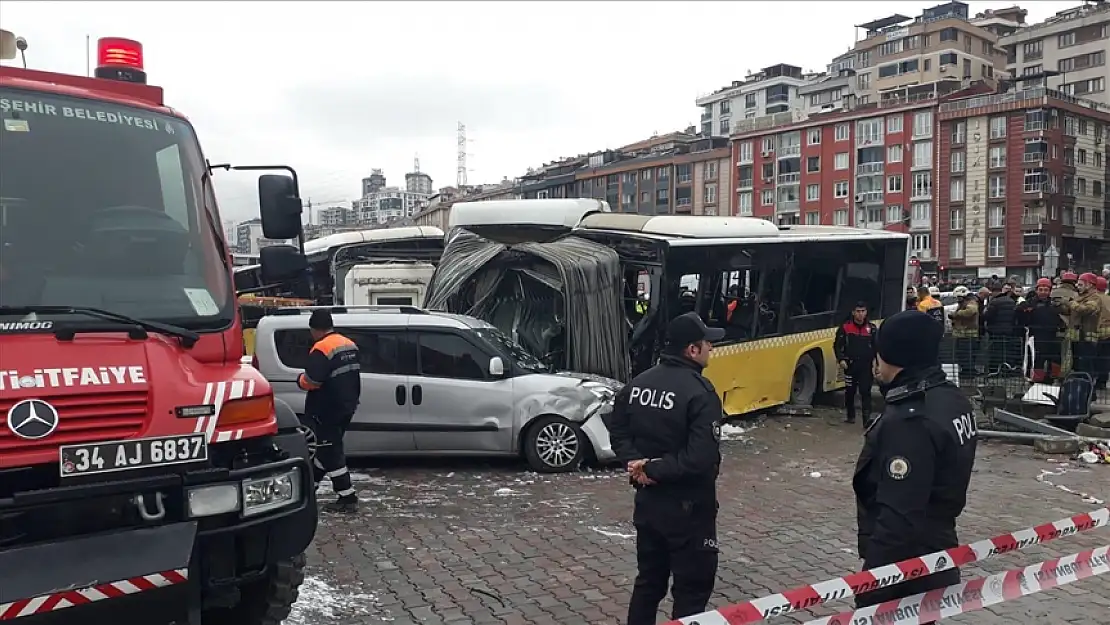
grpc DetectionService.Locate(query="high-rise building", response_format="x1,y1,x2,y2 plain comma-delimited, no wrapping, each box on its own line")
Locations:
695,64,818,137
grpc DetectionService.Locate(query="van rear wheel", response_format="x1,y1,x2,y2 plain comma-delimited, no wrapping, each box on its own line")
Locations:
523,415,585,473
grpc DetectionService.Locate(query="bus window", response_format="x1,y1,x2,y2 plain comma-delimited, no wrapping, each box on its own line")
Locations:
752,253,787,339
786,245,842,332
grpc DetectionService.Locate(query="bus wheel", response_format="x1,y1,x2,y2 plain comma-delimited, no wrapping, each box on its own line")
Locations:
790,354,819,406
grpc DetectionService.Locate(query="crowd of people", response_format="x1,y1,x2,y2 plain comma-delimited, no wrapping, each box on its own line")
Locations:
908,270,1110,390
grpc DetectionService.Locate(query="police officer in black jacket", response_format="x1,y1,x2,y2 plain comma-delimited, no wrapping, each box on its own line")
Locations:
834,302,878,426
606,312,724,625
853,311,977,621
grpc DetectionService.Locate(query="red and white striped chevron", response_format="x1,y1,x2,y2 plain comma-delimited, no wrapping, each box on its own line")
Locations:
802,546,1110,625
0,568,188,620
194,378,257,443
671,506,1109,625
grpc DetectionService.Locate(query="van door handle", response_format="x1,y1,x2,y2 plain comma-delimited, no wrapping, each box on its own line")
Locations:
395,385,406,405
412,384,422,406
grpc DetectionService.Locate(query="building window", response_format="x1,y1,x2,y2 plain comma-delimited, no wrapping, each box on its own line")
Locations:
887,205,902,223
761,190,774,206
807,156,820,172
988,146,1006,169
912,202,930,223
951,151,965,173
856,118,883,144
835,123,850,141
835,153,850,170
950,236,965,260
988,204,1005,228
621,193,633,207
761,137,775,154
911,172,932,198
887,115,903,134
719,119,730,135
834,181,850,198
1058,31,1076,48
642,169,652,181
807,128,821,145
704,184,717,204
738,192,753,215
657,166,669,180
951,178,965,202
704,161,718,180
1022,40,1043,61
988,235,1004,258
745,93,757,109
857,72,871,90
640,192,650,203
989,116,1007,139
833,209,848,226
913,141,933,168
805,212,819,225
887,175,903,193
912,111,933,138
657,189,669,202
950,207,964,231
806,184,820,201
867,207,883,224
888,144,903,163
738,142,753,163
989,175,1005,199
951,121,966,144
911,234,931,254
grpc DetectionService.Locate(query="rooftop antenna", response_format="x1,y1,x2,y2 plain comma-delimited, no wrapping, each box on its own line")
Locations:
456,123,468,187
414,154,420,173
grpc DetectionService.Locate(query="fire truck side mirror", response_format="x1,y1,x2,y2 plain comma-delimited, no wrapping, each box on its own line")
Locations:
258,174,303,241
259,245,308,284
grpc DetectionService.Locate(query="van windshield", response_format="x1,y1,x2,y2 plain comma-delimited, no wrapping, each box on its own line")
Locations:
0,88,233,330
474,328,548,373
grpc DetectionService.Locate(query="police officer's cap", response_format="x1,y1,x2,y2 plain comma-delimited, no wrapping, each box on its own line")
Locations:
875,310,943,369
666,312,725,348
309,309,334,331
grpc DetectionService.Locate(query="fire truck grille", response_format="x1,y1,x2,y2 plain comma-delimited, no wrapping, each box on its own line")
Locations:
0,391,149,455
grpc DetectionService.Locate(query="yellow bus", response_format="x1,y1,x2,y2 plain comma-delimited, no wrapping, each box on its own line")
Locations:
438,201,910,416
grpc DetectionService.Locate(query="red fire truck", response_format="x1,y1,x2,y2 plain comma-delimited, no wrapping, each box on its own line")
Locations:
0,32,316,624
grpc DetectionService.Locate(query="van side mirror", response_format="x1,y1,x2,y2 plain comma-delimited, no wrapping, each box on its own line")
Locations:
489,356,505,377
260,245,308,283
258,174,303,240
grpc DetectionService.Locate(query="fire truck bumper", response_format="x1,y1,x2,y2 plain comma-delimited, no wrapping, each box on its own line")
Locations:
0,446,317,622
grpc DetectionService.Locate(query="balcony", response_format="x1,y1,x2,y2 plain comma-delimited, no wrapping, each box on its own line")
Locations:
701,111,713,121
856,162,884,175
677,174,693,184
939,87,1110,116
856,190,884,204
910,217,931,231
676,197,692,208
777,200,800,213
1023,182,1057,195
1022,211,1048,226
1022,152,1046,163
777,172,800,185
778,145,801,158
738,178,754,189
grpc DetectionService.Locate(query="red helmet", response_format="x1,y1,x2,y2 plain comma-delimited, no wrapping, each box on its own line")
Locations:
1036,278,1052,288
1061,271,1078,282
1097,276,1108,292
1079,272,1099,285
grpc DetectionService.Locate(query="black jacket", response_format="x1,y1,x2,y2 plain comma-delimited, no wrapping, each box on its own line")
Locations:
983,293,1017,335
833,319,877,368
605,354,722,500
298,331,362,420
853,366,977,606
1016,296,1065,339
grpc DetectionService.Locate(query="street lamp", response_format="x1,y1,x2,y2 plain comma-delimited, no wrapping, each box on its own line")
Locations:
1042,244,1060,278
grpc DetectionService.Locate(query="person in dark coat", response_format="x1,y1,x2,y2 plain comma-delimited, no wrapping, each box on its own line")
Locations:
853,311,977,622
834,302,878,426
983,284,1019,373
1016,278,1067,382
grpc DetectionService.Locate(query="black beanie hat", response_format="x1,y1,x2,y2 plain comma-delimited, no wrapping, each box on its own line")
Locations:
309,309,334,331
875,310,943,369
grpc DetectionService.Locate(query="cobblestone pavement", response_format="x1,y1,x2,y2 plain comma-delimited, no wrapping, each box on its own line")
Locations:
291,409,1110,625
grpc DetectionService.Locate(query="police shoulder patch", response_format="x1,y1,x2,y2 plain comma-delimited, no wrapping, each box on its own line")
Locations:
887,456,910,480
712,421,722,442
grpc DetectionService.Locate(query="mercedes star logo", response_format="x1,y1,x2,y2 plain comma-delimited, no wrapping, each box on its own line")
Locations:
6,399,60,440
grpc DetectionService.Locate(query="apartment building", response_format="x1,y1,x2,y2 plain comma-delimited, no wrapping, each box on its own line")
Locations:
695,64,815,137
1000,2,1110,106
798,51,857,116
935,87,1110,282
852,2,1007,106
520,157,584,200
575,135,732,215
732,96,947,267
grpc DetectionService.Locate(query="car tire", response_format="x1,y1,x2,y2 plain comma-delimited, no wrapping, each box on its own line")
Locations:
203,553,306,625
790,353,820,406
522,415,586,473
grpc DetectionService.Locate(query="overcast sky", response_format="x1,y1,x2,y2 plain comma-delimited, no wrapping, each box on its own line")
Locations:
3,0,1080,222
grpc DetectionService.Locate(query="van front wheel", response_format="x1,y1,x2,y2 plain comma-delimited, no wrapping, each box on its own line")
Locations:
523,415,585,473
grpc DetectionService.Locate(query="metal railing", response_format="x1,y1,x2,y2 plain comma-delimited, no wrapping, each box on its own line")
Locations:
938,332,1109,414
777,172,800,184
1023,152,1046,163
856,162,884,175
939,87,1110,114
778,145,801,158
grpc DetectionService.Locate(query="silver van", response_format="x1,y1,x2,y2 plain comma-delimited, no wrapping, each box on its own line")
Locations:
252,306,619,472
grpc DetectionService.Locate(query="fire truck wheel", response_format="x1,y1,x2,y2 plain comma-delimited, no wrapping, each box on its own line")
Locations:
204,552,306,625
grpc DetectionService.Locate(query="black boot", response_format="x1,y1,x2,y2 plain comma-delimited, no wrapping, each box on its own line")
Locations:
323,494,359,513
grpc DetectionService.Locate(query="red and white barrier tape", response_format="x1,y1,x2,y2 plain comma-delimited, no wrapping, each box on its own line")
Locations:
671,506,1109,625
0,568,188,620
802,545,1110,625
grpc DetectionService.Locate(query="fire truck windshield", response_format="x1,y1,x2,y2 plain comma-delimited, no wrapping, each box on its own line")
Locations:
0,87,234,331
